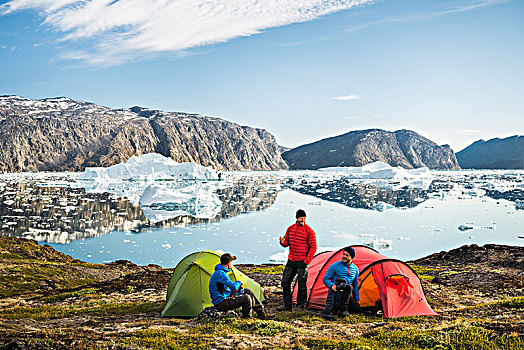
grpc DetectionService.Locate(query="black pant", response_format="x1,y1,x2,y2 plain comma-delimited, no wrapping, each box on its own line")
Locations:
215,288,263,317
321,286,363,316
281,260,308,308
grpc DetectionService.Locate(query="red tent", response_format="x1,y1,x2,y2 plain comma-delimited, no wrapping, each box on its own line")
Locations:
292,245,437,318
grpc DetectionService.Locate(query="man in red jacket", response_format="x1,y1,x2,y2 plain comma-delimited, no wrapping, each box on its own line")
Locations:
278,209,317,311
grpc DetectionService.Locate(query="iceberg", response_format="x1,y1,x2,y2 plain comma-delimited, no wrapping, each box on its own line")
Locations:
77,154,223,224
372,201,395,212
139,184,222,223
269,252,288,262
79,153,218,181
364,238,393,250
319,161,433,189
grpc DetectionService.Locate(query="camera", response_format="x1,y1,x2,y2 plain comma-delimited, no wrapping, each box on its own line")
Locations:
335,278,347,291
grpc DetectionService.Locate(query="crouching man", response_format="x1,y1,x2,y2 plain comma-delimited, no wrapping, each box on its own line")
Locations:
209,253,271,319
321,247,363,320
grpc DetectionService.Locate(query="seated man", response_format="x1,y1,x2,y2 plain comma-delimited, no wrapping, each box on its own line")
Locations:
209,253,271,319
321,247,363,319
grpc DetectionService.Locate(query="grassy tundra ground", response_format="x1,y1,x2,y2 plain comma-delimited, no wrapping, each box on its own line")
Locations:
0,237,522,349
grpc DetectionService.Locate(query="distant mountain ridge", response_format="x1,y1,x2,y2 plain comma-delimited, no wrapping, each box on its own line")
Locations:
456,136,524,169
0,96,288,172
282,129,460,170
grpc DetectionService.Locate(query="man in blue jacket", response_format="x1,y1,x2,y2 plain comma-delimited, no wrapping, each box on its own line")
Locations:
321,247,363,319
209,253,270,319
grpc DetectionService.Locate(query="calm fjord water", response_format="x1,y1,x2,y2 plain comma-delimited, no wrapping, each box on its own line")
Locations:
1,171,522,266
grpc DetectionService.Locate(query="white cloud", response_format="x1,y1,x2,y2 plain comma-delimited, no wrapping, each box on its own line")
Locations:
345,0,511,33
0,0,374,67
333,94,360,101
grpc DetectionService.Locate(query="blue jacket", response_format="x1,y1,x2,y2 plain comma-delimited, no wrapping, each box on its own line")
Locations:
209,264,243,305
323,260,360,301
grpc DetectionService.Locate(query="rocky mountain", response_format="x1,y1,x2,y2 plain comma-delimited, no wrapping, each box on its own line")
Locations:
0,96,288,172
282,129,460,170
456,136,524,169
278,145,291,154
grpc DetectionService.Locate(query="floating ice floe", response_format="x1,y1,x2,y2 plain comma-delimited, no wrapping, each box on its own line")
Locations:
79,153,218,181
269,246,341,262
139,184,222,223
319,161,433,189
77,153,224,224
359,233,375,237
516,201,524,210
458,224,477,231
364,238,393,250
372,202,395,212
269,252,288,262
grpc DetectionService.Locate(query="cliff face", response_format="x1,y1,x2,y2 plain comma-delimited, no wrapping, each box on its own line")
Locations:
456,136,524,169
0,96,288,172
282,129,460,170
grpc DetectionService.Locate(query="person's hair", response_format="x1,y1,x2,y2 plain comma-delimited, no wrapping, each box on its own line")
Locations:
343,246,355,259
296,209,306,219
220,253,237,265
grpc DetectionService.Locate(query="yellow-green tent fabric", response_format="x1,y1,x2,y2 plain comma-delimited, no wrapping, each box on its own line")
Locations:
161,250,265,318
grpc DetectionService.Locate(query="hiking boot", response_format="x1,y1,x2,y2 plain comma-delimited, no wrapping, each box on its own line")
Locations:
277,305,292,312
241,310,253,319
371,300,382,314
321,314,335,321
257,310,275,320
338,310,349,317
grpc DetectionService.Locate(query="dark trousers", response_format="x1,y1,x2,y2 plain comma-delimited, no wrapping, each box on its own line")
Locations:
282,260,308,308
321,286,363,316
215,288,263,317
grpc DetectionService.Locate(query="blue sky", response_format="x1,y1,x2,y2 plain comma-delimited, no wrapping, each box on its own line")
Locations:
0,0,522,151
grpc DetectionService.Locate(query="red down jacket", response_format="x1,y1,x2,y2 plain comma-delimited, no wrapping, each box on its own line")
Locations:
280,223,317,265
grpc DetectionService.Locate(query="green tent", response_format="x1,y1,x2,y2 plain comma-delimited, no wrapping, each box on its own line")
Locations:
161,250,265,318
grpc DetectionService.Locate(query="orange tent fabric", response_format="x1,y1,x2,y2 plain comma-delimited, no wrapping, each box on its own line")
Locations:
292,245,437,318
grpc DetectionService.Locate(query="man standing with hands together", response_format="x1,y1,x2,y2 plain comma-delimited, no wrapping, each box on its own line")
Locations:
278,209,317,311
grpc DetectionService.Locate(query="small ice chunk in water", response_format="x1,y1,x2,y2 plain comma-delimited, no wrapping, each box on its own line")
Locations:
269,252,287,262
373,202,394,212
359,233,375,237
458,224,476,231
364,238,393,249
